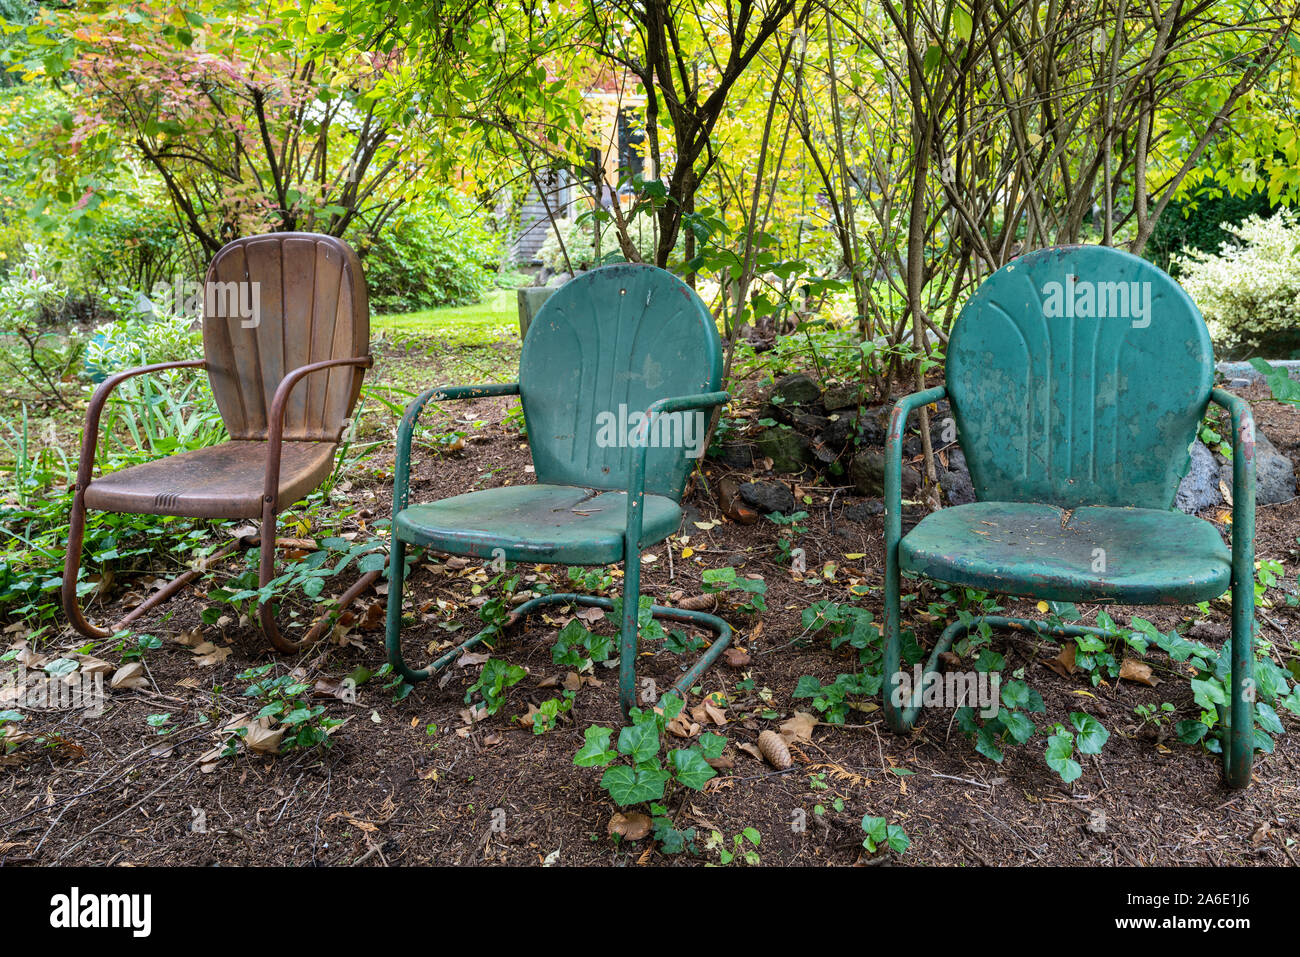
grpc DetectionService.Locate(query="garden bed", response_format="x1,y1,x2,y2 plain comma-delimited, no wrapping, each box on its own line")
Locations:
1,341,1298,867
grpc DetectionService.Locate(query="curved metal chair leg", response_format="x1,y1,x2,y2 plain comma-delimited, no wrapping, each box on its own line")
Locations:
889,609,1256,788
384,561,734,717
256,500,384,653
62,489,241,639
61,489,113,639
64,495,378,651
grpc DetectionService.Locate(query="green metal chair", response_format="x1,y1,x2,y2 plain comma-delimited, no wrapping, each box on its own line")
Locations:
384,263,733,715
883,245,1256,787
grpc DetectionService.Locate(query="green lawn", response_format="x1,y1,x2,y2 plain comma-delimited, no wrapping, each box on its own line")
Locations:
372,287,520,348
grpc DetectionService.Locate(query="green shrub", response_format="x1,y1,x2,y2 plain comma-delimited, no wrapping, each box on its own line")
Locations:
1146,190,1276,275
537,213,683,272
79,193,187,295
1175,209,1300,358
349,195,502,313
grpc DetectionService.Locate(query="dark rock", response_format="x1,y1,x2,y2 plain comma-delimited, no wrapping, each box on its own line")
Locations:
755,426,812,474
860,406,889,445
765,406,830,433
938,447,976,505
712,443,755,470
680,503,704,529
820,409,886,451
1218,428,1296,506
819,412,857,449
738,481,795,515
766,373,821,407
822,382,862,412
717,477,759,524
1175,440,1222,514
842,499,885,523
849,450,921,497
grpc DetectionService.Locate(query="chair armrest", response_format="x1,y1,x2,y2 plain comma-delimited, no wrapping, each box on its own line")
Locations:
392,383,521,512
75,359,207,490
884,385,948,545
263,355,374,508
626,390,730,547
1211,390,1257,778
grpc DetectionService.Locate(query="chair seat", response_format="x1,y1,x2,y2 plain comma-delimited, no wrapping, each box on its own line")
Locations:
899,501,1231,604
83,440,338,520
394,485,682,565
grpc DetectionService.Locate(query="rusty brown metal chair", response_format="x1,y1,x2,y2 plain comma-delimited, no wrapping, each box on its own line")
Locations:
62,233,378,652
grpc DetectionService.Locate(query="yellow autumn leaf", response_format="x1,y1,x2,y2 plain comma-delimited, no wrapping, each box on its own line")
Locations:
681,547,694,558
1036,600,1050,612
844,553,866,560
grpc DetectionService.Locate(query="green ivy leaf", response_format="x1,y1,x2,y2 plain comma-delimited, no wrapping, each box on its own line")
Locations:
600,764,670,806
974,724,1004,762
698,732,727,759
574,726,616,767
1068,712,1109,755
1191,677,1226,711
1001,710,1037,745
617,721,661,765
1045,731,1082,783
669,748,717,790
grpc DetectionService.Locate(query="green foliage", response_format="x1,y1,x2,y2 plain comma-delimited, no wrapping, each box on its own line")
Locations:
574,694,720,812
706,826,761,865
551,618,613,670
465,658,527,716
536,213,683,273
792,601,889,723
350,199,501,313
1249,359,1300,408
0,243,84,407
1146,190,1275,274
793,672,881,724
0,404,71,508
520,691,575,734
1175,209,1300,357
701,566,767,614
861,815,909,856
204,535,388,620
237,663,344,751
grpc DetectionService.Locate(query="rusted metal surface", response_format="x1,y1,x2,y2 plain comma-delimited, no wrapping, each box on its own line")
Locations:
947,245,1213,509
899,500,1231,604
385,264,732,716
62,234,376,653
880,247,1257,787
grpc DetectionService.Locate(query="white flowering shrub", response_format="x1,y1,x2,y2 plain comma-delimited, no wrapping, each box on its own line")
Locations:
1175,209,1300,355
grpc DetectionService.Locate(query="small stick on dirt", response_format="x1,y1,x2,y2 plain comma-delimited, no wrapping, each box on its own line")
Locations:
931,772,991,789
53,757,202,864
956,837,994,866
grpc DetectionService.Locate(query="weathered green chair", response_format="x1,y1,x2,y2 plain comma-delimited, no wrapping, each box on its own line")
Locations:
384,263,733,715
884,245,1256,787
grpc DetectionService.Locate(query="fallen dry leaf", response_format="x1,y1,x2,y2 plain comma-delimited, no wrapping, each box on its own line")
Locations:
1118,658,1158,687
1042,642,1077,677
194,645,232,667
608,812,653,841
722,647,751,668
736,742,763,762
779,711,818,745
666,713,700,739
110,662,148,690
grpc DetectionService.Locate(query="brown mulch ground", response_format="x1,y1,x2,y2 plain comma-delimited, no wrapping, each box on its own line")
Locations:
2,345,1298,867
